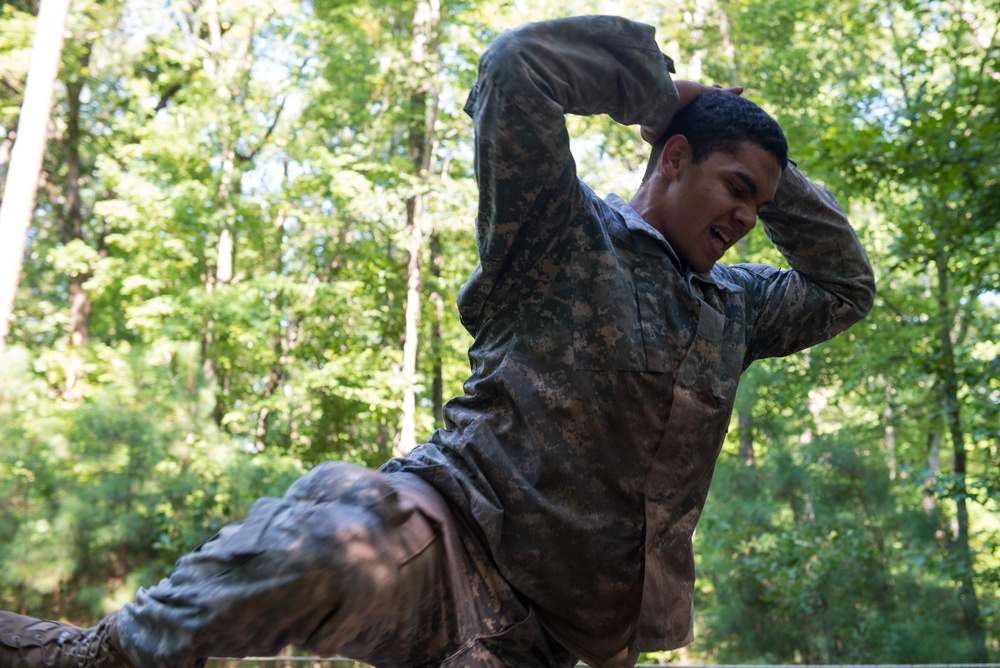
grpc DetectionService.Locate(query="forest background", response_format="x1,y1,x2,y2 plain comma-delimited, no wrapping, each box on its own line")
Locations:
0,0,998,663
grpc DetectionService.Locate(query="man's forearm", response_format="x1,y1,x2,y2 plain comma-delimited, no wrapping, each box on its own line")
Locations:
463,15,683,289
472,15,679,133
761,163,876,317
738,164,876,361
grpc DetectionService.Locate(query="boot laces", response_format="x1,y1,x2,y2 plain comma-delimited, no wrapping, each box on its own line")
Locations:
14,619,123,668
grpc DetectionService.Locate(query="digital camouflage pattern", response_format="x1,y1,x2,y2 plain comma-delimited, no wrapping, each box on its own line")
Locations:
0,15,875,668
382,14,876,668
112,464,575,668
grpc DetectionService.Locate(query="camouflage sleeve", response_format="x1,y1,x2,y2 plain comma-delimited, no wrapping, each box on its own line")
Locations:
463,16,679,290
735,163,876,363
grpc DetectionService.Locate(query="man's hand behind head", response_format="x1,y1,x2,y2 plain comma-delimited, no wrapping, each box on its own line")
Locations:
641,81,744,145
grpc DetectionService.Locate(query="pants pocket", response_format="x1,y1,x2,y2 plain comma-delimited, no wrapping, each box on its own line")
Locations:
442,607,575,668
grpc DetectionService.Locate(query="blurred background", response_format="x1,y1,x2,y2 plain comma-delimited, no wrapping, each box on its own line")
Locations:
0,0,997,663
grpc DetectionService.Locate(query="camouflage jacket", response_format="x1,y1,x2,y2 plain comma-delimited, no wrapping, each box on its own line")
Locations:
382,15,876,668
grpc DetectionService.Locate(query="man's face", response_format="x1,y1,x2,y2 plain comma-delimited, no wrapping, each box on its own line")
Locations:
647,137,782,273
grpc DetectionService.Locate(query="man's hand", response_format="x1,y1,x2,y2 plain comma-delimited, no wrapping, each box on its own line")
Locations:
640,81,744,144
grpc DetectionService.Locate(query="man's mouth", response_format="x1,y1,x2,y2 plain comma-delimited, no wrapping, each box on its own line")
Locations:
711,226,732,248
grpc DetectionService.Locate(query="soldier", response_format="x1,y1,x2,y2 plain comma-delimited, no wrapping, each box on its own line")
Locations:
0,14,874,668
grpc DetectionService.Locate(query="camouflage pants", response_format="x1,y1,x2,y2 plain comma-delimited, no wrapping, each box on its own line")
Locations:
115,462,576,668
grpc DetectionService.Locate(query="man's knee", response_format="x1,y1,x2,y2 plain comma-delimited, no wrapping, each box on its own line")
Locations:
173,463,423,590
286,461,387,505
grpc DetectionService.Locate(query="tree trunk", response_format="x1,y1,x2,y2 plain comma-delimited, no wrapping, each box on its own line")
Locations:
0,0,72,349
255,158,292,452
0,131,13,193
933,242,988,661
737,408,754,466
396,0,440,456
199,0,242,426
62,74,91,347
429,229,444,427
398,196,424,455
884,394,896,480
203,144,237,427
922,430,941,514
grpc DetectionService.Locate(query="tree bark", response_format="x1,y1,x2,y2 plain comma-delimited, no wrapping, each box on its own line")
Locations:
255,157,292,451
198,0,245,426
398,196,424,455
429,229,445,427
0,131,13,193
922,430,941,514
934,242,988,661
62,73,91,347
396,0,440,456
0,0,72,349
737,408,754,466
884,395,896,481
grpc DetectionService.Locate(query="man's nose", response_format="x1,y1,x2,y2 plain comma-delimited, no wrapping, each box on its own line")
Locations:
734,205,757,233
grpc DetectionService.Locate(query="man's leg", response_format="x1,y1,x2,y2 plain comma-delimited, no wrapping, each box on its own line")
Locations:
0,461,577,668
381,473,577,668
116,462,449,667
0,611,129,667
1,462,445,668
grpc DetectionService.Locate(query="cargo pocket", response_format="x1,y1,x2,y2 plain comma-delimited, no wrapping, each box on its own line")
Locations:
442,607,574,668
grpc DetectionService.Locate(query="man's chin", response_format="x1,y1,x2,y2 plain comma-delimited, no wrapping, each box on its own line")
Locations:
690,259,717,274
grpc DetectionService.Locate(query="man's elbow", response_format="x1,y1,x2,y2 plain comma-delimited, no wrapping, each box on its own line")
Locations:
848,263,877,324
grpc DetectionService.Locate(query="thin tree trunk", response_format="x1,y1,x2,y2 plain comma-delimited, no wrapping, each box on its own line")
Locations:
63,74,91,347
255,157,292,451
398,195,424,455
0,132,12,193
934,242,988,661
201,147,237,427
199,0,242,426
884,394,896,481
737,408,754,466
396,0,440,456
429,229,444,427
0,0,72,349
922,430,941,514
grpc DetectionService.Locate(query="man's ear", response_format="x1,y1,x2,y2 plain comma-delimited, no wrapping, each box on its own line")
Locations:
659,134,691,181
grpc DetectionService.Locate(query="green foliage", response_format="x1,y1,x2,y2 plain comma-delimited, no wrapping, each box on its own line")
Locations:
0,342,307,617
695,440,977,663
0,0,998,661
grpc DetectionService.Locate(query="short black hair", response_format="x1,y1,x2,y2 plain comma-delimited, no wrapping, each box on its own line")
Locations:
643,91,788,182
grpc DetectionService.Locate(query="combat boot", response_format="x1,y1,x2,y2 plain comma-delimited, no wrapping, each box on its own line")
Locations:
0,611,132,667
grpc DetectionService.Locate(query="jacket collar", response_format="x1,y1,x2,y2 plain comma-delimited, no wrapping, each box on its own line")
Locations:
604,193,741,293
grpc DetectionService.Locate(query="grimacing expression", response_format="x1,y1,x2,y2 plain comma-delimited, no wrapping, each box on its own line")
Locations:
648,137,782,273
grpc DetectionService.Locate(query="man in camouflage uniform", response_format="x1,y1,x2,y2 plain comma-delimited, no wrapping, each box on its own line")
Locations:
0,14,874,668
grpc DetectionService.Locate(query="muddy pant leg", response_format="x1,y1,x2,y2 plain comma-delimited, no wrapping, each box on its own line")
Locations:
115,462,445,668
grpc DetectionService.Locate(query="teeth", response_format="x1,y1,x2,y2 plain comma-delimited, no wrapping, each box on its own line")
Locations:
712,227,730,245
